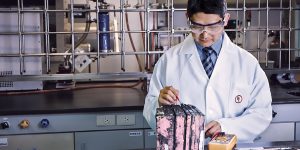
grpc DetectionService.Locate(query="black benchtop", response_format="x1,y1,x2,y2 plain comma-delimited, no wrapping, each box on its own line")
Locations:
0,87,147,115
0,85,299,115
271,85,300,104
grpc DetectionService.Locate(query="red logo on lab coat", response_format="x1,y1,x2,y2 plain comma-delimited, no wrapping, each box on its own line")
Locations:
235,95,243,103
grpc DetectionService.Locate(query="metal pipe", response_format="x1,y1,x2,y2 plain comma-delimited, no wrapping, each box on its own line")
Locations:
288,0,292,69
167,0,171,49
257,0,261,60
44,0,51,73
266,0,269,67
279,0,283,68
96,0,100,73
243,0,246,48
235,0,239,45
0,72,149,82
1,7,297,13
143,0,147,72
2,48,300,57
4,27,298,36
0,30,173,35
171,0,174,47
70,0,75,73
17,0,24,75
145,0,150,71
121,0,125,71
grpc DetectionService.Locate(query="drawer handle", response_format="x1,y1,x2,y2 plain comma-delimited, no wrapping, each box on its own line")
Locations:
272,110,277,118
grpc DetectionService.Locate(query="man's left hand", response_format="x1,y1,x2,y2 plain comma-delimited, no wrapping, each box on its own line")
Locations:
205,121,222,138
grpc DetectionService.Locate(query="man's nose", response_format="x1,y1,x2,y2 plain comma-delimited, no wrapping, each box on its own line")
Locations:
201,31,209,39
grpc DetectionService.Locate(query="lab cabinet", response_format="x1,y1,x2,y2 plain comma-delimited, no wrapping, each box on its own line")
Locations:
255,123,295,142
271,104,300,122
254,103,300,142
296,122,300,141
0,133,74,150
75,130,144,150
144,129,156,149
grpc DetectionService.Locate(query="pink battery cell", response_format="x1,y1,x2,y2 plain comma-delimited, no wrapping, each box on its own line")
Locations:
156,104,205,150
156,106,175,150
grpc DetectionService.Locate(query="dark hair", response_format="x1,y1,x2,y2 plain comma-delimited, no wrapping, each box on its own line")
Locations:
187,0,227,19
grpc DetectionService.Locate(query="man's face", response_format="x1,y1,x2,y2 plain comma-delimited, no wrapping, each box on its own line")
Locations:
189,12,228,47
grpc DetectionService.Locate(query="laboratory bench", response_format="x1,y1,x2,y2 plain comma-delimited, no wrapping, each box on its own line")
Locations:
271,85,300,104
0,85,299,115
0,87,147,115
0,86,299,150
0,87,151,150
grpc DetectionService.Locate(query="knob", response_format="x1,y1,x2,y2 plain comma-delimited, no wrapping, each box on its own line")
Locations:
0,121,9,129
40,119,50,128
19,120,30,129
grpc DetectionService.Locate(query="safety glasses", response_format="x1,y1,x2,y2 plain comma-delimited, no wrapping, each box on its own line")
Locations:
189,20,224,35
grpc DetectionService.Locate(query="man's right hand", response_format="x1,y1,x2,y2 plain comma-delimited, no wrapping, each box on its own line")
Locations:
158,86,179,106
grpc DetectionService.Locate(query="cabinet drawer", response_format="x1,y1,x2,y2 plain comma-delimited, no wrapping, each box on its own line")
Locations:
255,123,294,142
75,130,144,150
272,104,300,122
144,129,156,149
296,122,300,141
0,133,74,150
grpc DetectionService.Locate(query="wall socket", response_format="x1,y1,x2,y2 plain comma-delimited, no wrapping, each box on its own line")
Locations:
116,114,135,126
96,115,115,126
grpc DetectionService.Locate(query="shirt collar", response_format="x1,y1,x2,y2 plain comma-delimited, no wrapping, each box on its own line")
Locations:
195,33,224,55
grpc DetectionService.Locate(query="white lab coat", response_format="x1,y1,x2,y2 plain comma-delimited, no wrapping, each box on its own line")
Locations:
143,33,272,142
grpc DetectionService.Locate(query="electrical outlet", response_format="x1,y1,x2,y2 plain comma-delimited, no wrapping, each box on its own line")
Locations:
74,55,92,72
116,114,135,126
96,115,115,126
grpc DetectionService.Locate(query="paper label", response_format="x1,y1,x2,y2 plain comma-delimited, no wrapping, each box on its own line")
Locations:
129,131,142,136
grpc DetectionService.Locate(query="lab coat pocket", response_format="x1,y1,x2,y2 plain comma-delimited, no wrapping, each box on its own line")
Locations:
229,86,250,116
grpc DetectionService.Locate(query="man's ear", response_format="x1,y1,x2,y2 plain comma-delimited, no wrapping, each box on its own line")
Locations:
223,13,231,26
186,12,189,21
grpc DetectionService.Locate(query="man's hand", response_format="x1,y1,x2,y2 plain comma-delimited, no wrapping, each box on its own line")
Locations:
205,121,222,138
158,86,179,106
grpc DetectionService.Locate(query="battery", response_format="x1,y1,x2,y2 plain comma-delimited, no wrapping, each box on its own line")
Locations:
156,105,175,150
156,104,205,150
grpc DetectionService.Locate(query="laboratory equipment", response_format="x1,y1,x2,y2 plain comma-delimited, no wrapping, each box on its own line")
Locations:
98,1,111,53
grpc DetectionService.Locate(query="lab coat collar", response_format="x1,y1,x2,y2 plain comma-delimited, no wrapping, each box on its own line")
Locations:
178,32,234,80
179,32,234,55
179,34,197,55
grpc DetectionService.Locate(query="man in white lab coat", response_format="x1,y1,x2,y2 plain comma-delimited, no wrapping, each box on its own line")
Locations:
143,0,272,142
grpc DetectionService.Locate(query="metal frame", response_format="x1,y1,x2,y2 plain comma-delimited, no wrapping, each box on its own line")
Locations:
0,0,299,82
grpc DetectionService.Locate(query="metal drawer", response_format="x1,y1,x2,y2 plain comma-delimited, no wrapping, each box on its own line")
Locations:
255,123,294,142
75,130,144,150
272,104,300,122
0,133,74,150
144,129,156,149
296,122,300,141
